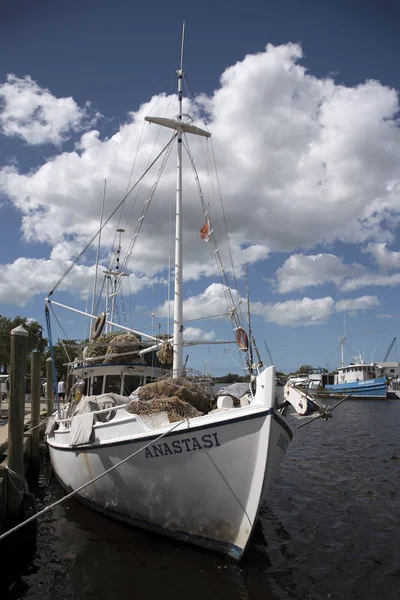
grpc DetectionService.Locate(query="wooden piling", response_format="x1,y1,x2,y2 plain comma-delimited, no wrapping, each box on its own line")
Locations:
46,357,54,417
30,351,41,469
8,325,28,477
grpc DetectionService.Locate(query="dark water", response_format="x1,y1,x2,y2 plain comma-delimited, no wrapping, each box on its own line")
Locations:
5,400,400,600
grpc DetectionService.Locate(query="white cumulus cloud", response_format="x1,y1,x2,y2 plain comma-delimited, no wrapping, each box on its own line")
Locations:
0,74,100,145
252,296,336,326
156,283,241,321
156,282,380,329
335,295,380,312
363,242,400,271
1,43,400,305
340,272,400,292
0,257,161,306
184,327,216,342
276,253,365,293
252,294,379,327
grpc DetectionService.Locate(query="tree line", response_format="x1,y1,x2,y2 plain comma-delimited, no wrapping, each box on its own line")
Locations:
0,315,82,379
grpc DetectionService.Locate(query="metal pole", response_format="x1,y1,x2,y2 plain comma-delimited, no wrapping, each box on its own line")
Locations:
173,22,185,377
91,179,106,318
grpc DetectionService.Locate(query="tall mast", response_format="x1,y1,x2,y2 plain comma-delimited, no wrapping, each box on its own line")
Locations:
173,21,185,376
338,311,346,368
145,21,211,377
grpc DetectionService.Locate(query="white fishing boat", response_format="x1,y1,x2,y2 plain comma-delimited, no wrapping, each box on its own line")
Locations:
45,27,321,560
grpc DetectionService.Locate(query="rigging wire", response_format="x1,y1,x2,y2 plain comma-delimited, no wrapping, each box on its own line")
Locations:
48,134,176,297
127,275,134,327
105,95,166,275
183,74,244,322
48,304,74,363
182,135,243,330
122,96,173,243
113,134,175,307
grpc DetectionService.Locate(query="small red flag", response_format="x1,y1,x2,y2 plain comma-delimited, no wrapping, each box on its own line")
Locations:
200,220,211,242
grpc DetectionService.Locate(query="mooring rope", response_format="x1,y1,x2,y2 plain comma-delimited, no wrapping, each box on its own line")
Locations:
23,418,49,433
0,419,182,542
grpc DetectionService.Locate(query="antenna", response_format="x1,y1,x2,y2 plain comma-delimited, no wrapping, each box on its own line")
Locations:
180,21,186,71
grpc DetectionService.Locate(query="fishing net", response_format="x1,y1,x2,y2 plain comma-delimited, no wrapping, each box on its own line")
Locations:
137,377,214,414
157,341,173,364
83,331,142,364
128,375,214,423
128,396,203,423
103,333,142,364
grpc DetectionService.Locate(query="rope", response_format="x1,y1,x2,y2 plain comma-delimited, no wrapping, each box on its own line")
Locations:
48,304,73,364
0,419,182,542
204,450,253,530
24,418,48,433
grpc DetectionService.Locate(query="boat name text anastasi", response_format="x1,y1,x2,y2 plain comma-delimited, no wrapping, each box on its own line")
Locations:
145,433,221,458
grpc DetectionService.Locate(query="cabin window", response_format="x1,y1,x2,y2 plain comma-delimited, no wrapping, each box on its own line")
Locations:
92,375,103,395
123,375,141,395
105,375,121,395
390,369,395,373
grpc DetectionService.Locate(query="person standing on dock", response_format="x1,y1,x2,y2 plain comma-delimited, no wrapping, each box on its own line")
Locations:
57,378,65,401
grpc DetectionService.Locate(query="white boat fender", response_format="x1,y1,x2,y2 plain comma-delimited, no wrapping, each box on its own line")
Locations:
217,395,234,409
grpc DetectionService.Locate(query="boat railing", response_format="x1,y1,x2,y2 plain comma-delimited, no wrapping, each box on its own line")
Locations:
57,402,132,425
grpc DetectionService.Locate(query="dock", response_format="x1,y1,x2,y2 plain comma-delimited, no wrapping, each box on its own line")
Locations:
0,396,47,454
0,331,53,549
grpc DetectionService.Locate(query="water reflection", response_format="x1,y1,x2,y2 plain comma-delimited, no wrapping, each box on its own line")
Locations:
5,400,400,600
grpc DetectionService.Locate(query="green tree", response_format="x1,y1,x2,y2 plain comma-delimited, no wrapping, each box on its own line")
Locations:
45,339,83,379
298,364,314,374
0,315,48,371
213,372,249,384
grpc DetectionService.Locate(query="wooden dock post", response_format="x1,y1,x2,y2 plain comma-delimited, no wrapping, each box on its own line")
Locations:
8,325,28,476
30,351,41,469
46,357,54,417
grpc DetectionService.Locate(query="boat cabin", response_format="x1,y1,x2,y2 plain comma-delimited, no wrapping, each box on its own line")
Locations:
335,363,379,385
70,362,169,398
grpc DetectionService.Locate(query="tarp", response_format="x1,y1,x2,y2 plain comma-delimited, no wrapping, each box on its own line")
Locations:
69,412,95,446
216,382,250,401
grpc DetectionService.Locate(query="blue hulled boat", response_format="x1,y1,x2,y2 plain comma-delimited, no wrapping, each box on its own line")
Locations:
325,357,387,399
325,375,387,399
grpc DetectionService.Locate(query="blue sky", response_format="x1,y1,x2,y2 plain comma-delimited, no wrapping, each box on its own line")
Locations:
1,0,400,374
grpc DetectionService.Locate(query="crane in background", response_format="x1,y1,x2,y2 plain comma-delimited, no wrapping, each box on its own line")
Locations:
382,337,397,362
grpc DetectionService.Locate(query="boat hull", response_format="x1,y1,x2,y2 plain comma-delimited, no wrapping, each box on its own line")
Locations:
48,406,291,559
325,376,387,399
